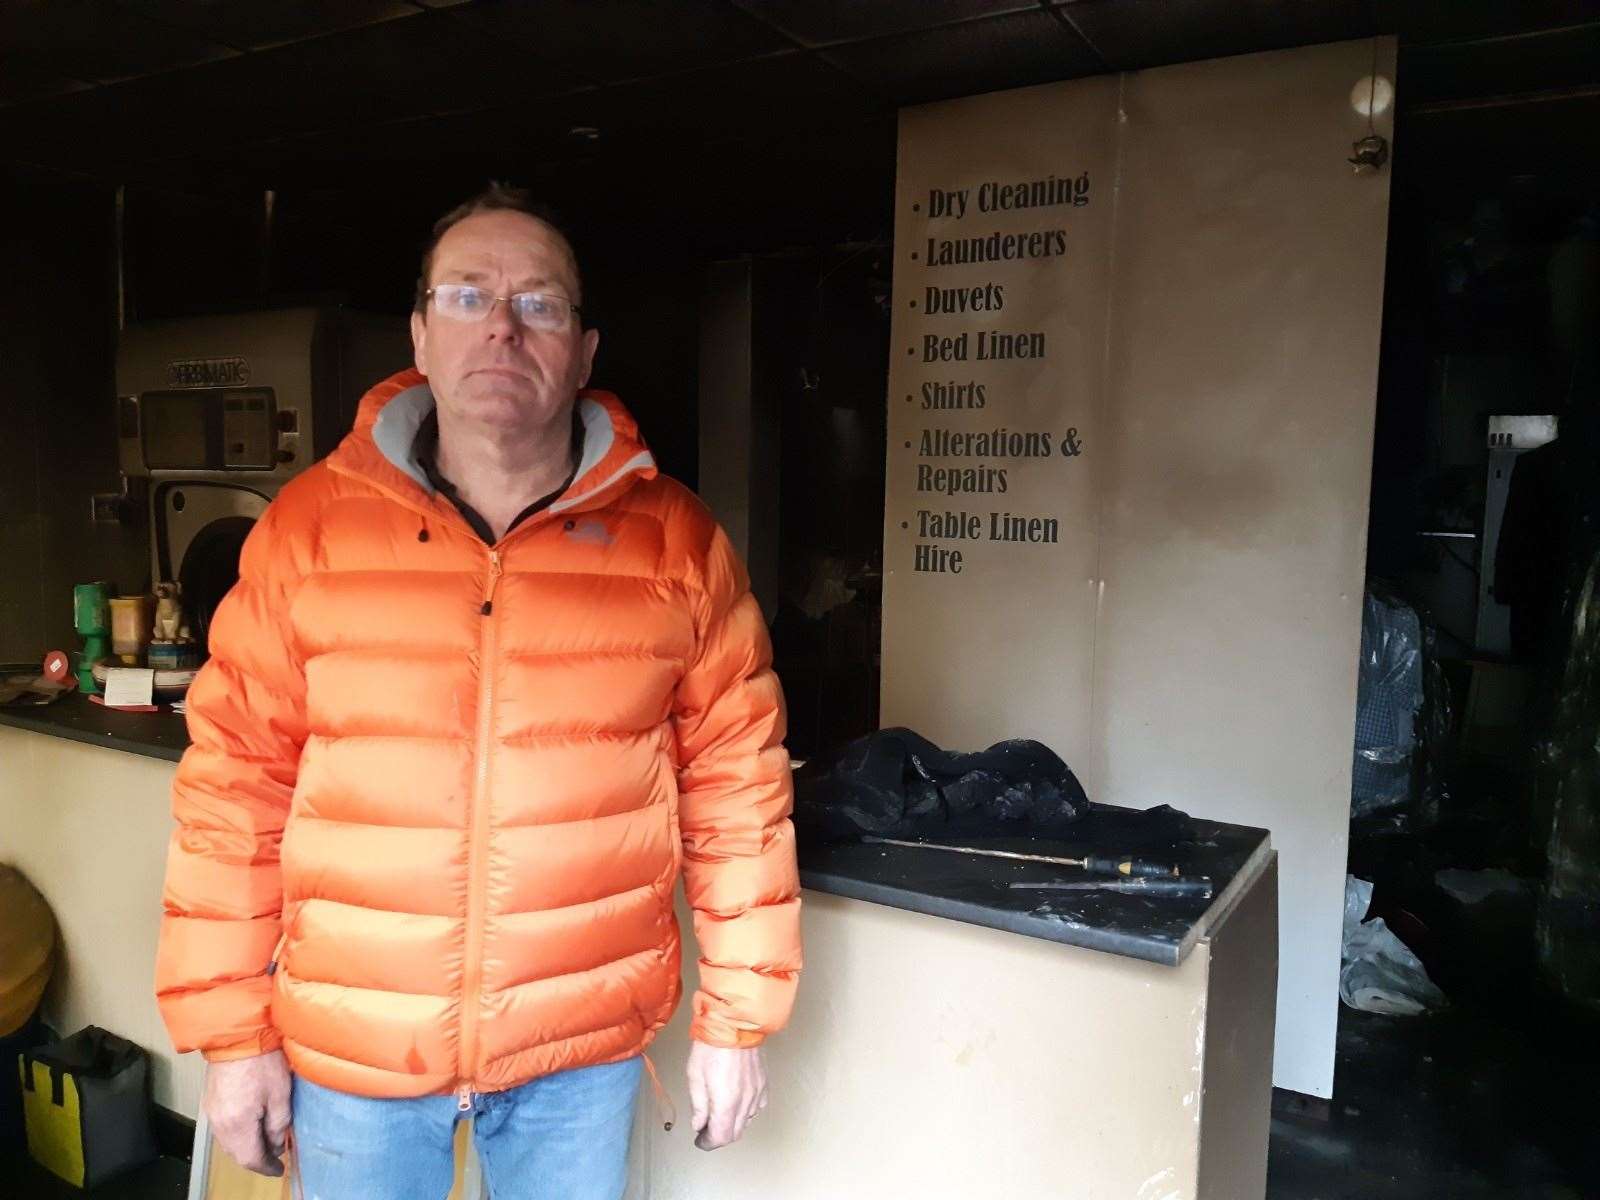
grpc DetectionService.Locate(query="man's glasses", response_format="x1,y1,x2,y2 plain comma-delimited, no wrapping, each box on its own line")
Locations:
426,283,582,332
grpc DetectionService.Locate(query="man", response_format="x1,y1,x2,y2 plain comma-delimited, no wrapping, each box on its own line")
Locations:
155,184,802,1199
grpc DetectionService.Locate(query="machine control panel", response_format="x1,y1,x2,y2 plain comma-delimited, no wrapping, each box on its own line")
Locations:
121,387,278,473
222,391,274,467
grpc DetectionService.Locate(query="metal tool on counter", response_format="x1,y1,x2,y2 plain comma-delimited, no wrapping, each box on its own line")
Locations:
861,835,1182,878
1010,877,1214,900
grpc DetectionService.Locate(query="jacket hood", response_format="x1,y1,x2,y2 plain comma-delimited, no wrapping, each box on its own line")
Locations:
327,367,658,520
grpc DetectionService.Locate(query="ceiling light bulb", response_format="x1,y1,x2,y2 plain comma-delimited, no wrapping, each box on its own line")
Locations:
1350,75,1393,119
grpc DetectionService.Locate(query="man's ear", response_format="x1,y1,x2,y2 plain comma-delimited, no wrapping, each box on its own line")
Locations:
410,310,429,376
577,327,600,390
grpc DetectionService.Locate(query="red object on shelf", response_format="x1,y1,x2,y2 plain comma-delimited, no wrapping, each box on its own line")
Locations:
41,650,73,686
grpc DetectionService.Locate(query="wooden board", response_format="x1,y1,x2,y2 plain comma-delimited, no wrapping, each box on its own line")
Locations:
880,38,1395,1098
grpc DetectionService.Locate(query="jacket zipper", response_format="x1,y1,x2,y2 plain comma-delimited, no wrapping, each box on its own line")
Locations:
458,548,503,1112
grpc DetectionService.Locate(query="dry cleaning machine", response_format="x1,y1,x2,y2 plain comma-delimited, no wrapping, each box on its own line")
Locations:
115,308,409,654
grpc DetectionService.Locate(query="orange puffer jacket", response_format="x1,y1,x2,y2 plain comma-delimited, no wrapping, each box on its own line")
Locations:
155,369,801,1100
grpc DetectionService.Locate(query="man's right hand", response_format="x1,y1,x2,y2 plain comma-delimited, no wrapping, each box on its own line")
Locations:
203,1050,292,1177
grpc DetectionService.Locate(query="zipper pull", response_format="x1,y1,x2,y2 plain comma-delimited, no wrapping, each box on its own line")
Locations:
642,1053,677,1132
480,550,503,617
266,929,289,977
456,1083,473,1112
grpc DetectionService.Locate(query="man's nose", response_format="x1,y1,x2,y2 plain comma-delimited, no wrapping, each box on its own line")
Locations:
483,296,521,340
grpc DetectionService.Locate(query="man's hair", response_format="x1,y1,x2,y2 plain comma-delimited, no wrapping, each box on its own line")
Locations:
413,182,584,319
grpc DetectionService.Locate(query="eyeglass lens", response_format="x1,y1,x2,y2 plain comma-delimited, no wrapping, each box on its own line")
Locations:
432,284,575,331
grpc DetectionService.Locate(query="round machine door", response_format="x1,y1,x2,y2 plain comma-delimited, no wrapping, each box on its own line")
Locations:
152,481,273,657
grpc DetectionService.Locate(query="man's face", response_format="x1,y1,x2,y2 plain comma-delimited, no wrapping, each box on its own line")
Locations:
411,209,600,432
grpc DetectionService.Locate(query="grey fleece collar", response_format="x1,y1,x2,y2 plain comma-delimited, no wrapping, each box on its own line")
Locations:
371,382,626,498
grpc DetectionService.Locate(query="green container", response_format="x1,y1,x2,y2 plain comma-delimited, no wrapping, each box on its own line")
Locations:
72,583,111,695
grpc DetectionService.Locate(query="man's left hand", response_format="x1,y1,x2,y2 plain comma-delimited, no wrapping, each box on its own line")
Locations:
687,1042,768,1150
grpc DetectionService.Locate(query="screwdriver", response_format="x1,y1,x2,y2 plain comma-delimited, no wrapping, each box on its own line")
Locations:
861,835,1182,878
1010,877,1214,900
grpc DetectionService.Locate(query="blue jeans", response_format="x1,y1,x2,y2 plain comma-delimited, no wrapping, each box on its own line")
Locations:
289,1057,642,1200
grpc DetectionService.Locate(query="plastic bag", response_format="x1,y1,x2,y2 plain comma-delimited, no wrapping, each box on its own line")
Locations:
1414,652,1456,829
1537,545,1600,1009
1339,876,1446,1016
1435,868,1528,906
1351,589,1426,818
793,727,1090,843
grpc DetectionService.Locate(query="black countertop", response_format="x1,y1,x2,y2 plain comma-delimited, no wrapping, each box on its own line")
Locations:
798,806,1272,967
0,692,189,762
0,702,1270,966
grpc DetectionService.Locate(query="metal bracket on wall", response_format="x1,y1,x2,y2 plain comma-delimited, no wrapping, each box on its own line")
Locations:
91,477,145,525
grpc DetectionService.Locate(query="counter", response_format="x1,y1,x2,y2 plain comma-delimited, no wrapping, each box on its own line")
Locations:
0,719,202,1119
0,692,188,762
634,820,1278,1200
2,713,1277,1200
797,806,1270,966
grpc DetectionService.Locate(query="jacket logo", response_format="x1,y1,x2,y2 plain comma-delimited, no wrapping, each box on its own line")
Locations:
565,518,614,547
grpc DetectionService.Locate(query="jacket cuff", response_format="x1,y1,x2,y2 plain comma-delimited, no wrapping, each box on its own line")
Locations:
201,1029,284,1063
688,1019,767,1050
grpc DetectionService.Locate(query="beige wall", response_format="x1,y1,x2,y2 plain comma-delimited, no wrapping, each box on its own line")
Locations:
0,728,200,1115
881,40,1395,1098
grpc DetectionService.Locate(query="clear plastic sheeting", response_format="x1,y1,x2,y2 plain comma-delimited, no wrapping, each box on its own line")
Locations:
1352,587,1426,818
1435,868,1529,906
1537,547,1600,1010
1340,876,1446,1016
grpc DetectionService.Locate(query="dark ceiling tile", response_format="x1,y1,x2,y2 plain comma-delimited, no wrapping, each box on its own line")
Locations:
116,0,424,52
1384,0,1600,47
157,51,881,190
732,0,1042,47
261,11,593,117
1403,24,1600,107
558,51,882,146
821,9,1103,106
243,109,560,182
0,57,94,106
5,11,591,173
442,0,793,82
5,1,236,83
1051,0,1373,72
52,49,401,169
0,87,122,169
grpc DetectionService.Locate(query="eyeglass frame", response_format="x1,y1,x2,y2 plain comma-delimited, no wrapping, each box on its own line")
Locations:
423,282,584,330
